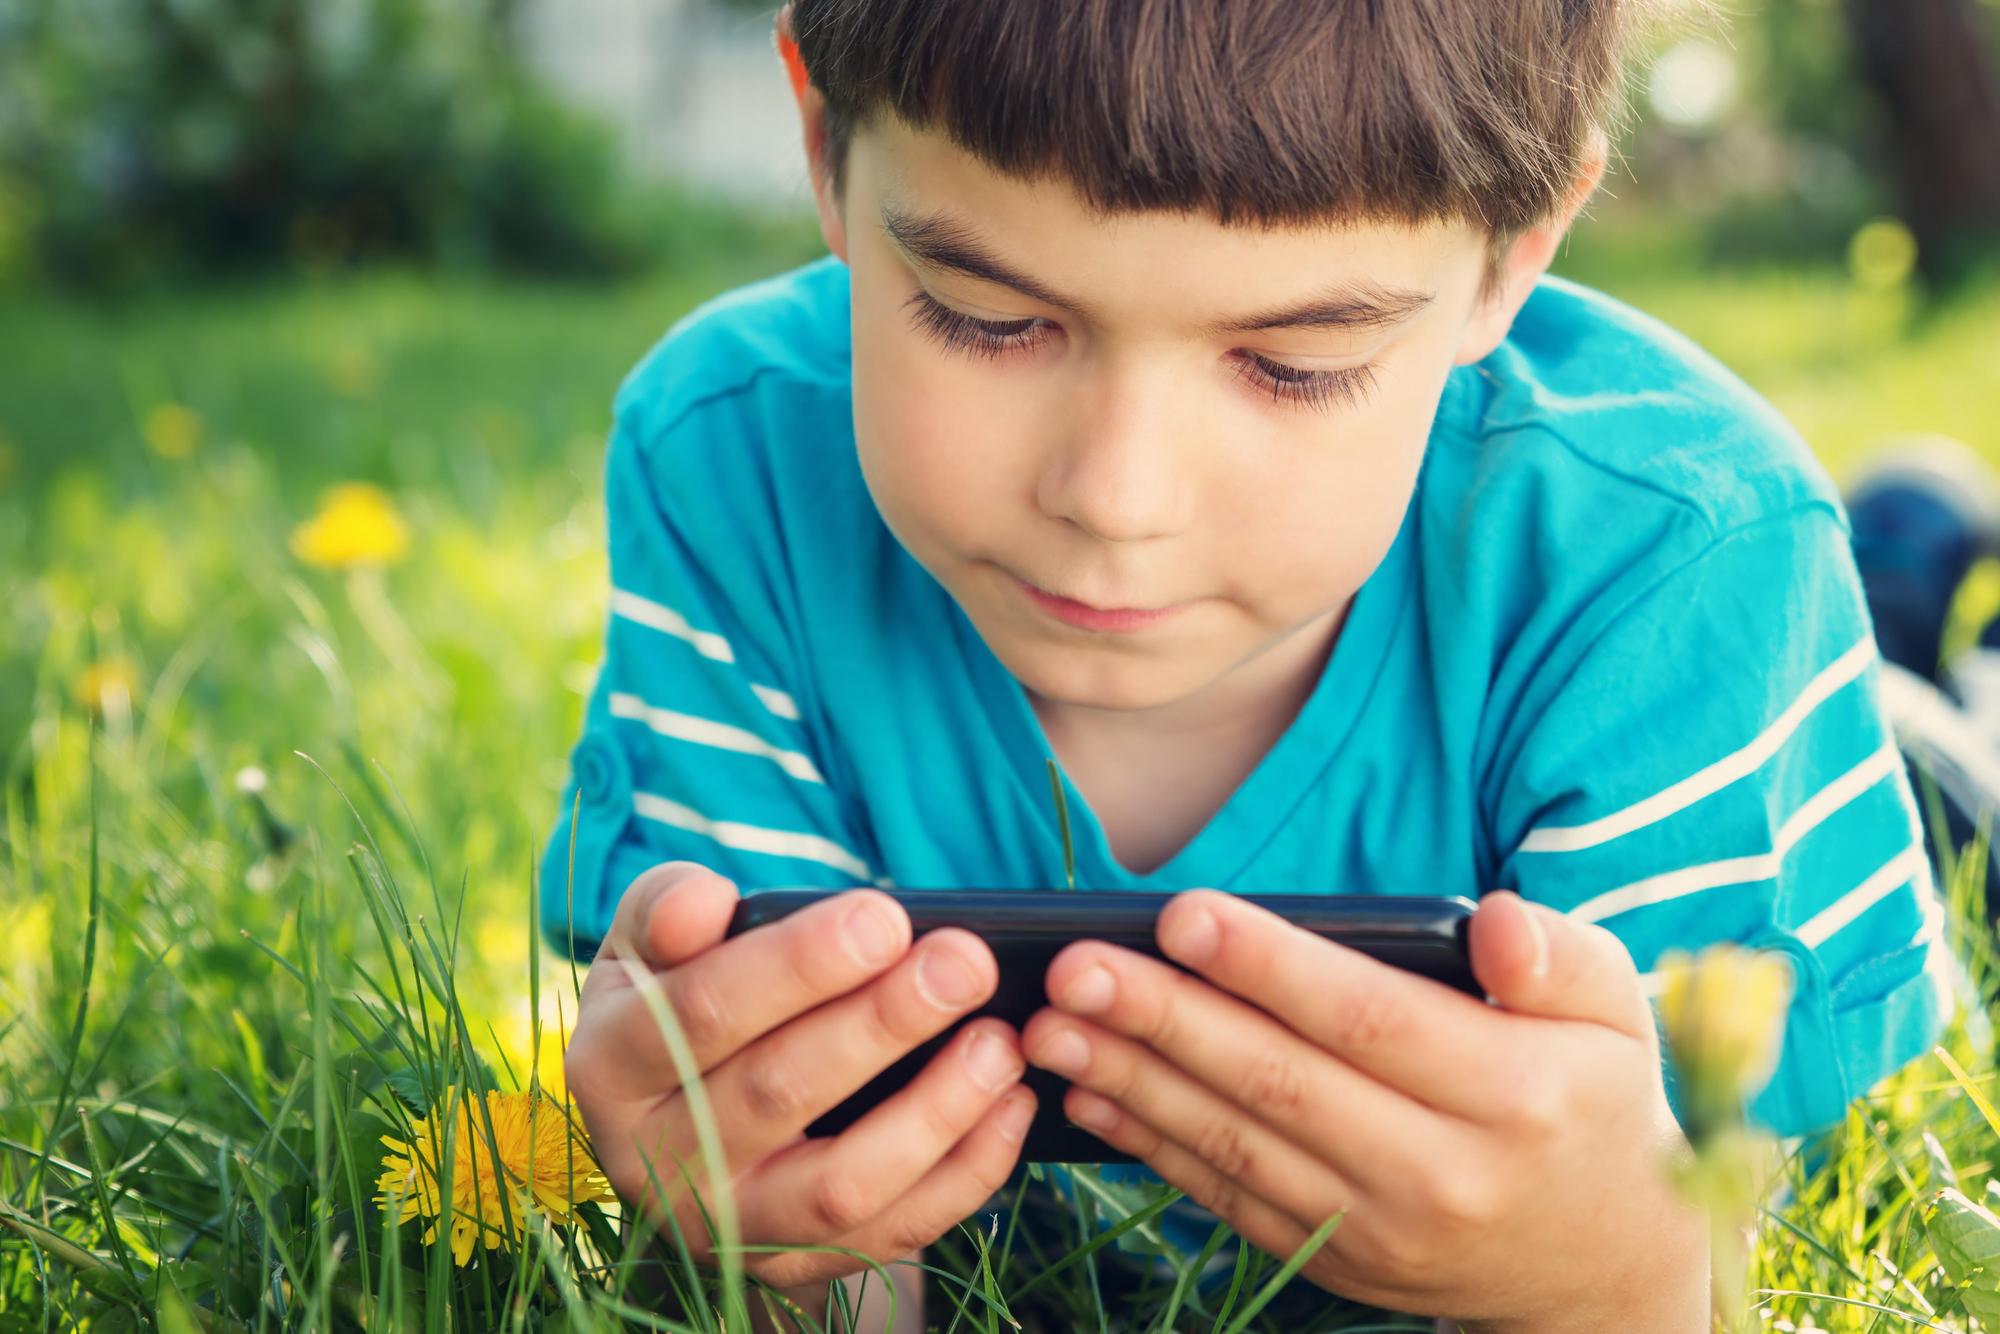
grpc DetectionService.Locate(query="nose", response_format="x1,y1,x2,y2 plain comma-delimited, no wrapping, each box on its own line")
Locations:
1035,356,1197,544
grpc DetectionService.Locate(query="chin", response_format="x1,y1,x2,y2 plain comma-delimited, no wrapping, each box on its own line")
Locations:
993,634,1201,715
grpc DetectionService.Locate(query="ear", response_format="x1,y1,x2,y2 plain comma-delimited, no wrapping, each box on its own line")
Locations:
1451,129,1609,366
775,4,849,263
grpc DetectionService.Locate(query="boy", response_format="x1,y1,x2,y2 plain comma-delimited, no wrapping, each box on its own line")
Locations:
546,1,1956,1328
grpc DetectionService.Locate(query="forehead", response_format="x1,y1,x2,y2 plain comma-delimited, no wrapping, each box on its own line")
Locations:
848,114,1485,325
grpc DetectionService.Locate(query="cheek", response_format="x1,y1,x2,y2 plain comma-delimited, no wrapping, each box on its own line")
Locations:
851,303,1023,541
1220,381,1435,602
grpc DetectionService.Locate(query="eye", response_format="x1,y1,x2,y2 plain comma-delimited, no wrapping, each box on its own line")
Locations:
1230,352,1380,413
903,290,1057,360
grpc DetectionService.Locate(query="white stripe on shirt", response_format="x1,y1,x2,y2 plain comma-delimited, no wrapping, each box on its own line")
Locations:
1520,635,1877,854
633,790,873,880
611,588,736,663
613,589,803,722
752,683,800,719
1638,859,1945,1004
1569,743,1904,924
610,691,825,783
1797,843,1931,949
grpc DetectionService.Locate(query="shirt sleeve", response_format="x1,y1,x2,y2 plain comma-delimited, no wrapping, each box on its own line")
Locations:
538,405,882,961
1487,501,1955,1139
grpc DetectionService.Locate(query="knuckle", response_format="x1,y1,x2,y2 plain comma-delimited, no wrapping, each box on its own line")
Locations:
883,1217,940,1259
922,1072,975,1145
742,1052,809,1124
972,1134,1020,1199
1184,1166,1243,1224
1418,1161,1495,1231
1503,1072,1567,1139
1358,1224,1429,1283
807,1170,877,1236
869,964,933,1049
1191,1113,1257,1185
666,969,730,1054
1332,984,1400,1053
751,1250,811,1289
1239,1049,1308,1123
1147,975,1194,1048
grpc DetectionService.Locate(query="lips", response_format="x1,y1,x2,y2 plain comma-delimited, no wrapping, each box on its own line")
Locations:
1041,588,1158,614
1020,578,1168,615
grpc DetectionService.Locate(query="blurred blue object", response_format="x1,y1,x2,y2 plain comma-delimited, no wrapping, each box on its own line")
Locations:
1845,435,2000,685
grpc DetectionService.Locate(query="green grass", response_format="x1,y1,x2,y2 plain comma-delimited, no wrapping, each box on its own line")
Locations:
5,219,2000,1330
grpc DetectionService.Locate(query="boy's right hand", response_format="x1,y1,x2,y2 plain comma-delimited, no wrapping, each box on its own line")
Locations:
563,862,1037,1290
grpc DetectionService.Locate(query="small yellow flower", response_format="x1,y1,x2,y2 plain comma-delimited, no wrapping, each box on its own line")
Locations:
290,482,411,569
1656,943,1794,1139
143,403,201,459
72,657,140,718
374,1086,614,1267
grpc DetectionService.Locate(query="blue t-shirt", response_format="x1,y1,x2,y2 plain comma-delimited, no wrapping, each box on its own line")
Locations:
540,252,1951,1262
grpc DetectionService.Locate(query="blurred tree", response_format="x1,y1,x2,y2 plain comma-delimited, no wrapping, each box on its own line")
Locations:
0,0,655,287
1842,0,2000,287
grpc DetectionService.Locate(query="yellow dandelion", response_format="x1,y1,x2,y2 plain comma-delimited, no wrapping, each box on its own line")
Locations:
1656,943,1793,1140
142,403,201,460
290,482,411,569
374,1086,614,1267
72,657,140,719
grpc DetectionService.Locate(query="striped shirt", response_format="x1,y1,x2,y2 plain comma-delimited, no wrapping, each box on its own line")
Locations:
540,254,1951,1236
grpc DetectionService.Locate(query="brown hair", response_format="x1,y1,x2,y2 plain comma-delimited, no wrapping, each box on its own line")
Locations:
788,0,1662,295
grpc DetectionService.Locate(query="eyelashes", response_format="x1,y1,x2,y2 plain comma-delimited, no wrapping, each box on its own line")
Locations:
1228,352,1380,413
904,289,1054,360
901,289,1380,413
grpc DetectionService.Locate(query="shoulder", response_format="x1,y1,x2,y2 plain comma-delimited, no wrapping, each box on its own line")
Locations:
1442,274,1845,542
610,254,853,446
1425,275,1852,644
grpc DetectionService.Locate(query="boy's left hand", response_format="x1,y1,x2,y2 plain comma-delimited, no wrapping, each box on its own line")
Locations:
1022,889,1710,1333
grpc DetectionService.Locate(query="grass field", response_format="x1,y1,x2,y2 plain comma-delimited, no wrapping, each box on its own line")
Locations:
6,211,2000,1330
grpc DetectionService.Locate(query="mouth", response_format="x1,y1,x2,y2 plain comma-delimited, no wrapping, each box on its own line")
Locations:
1013,574,1189,632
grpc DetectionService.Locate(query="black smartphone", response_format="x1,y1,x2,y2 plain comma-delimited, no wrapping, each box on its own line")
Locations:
723,889,1481,1164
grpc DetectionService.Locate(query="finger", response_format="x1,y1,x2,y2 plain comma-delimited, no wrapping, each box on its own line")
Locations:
695,927,1001,1165
1023,1008,1376,1216
1144,890,1518,1117
733,1019,1027,1246
1064,1088,1413,1314
749,1085,1037,1291
596,861,740,972
1469,891,1655,1041
596,887,914,1093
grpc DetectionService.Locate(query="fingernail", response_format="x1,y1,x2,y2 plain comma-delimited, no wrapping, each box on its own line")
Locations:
997,1092,1035,1143
1068,1091,1117,1133
965,1030,1022,1093
917,944,983,1009
843,901,901,969
1061,965,1115,1015
1167,907,1219,966
1035,1028,1090,1076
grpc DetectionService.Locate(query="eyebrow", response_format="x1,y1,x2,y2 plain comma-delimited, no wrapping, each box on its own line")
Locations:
879,204,1435,336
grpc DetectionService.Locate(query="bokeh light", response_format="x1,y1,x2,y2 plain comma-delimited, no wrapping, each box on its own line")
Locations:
1849,217,1919,289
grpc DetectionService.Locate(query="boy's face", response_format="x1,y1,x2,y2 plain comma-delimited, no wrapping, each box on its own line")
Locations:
810,111,1581,737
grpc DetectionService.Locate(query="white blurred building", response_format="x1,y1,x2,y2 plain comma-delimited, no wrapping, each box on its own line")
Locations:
515,0,813,209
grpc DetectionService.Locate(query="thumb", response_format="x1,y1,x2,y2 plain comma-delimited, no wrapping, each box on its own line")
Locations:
601,861,740,972
1469,890,1654,1042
